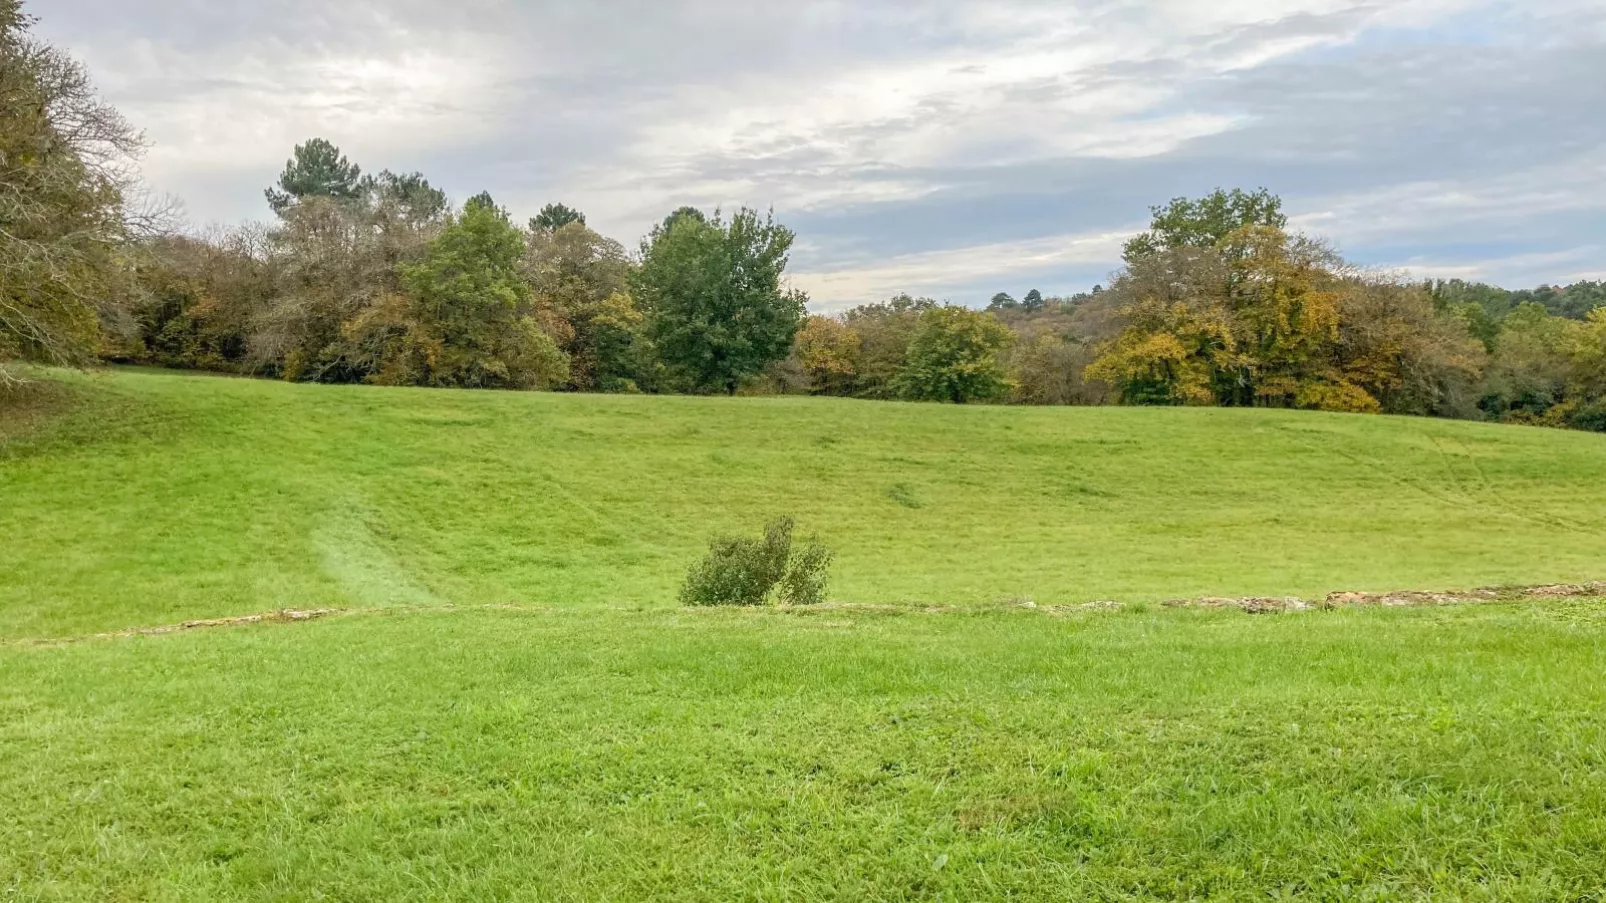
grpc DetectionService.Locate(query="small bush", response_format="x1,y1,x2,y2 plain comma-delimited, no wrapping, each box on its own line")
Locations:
777,541,834,606
680,517,834,607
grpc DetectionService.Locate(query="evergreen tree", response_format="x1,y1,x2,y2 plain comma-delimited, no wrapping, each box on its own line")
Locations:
530,203,585,232
362,170,447,223
465,191,499,214
264,138,363,214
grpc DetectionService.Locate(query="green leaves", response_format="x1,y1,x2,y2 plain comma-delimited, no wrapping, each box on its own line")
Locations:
391,200,568,389
679,517,833,607
634,208,807,394
1122,187,1286,264
893,306,1014,404
363,170,448,223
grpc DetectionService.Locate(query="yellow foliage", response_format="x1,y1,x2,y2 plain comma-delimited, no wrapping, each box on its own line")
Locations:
1086,226,1443,413
1294,381,1382,414
795,315,861,395
1085,298,1228,405
1566,308,1606,396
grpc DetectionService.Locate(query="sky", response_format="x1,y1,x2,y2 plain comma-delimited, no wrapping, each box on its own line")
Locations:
36,0,1606,310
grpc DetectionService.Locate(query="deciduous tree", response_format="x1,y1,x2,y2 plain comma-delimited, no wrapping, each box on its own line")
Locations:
384,199,568,389
794,315,860,395
1122,187,1286,264
894,306,1014,404
1007,331,1101,405
634,207,806,394
841,294,935,399
523,221,643,390
1,0,147,386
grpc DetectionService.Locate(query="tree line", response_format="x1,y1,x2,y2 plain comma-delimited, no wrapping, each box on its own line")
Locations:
111,137,805,395
758,188,1605,433
3,2,1603,432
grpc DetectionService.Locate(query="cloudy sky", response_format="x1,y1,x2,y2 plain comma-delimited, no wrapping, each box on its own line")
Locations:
37,0,1606,309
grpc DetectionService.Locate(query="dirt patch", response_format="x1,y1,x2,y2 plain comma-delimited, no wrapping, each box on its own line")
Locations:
10,609,347,647
784,601,958,615
124,608,344,636
13,583,1606,648
1163,582,1606,615
736,586,1606,618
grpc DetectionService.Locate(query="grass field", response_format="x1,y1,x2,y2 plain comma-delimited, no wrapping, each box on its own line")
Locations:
4,366,1606,638
3,367,1606,900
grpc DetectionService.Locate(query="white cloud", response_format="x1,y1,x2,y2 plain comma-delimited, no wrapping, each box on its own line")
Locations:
793,227,1133,308
33,0,1606,294
1388,247,1606,287
1290,150,1606,249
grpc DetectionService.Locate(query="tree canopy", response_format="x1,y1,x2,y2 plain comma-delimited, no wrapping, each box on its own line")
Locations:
523,221,641,391
1122,187,1286,264
634,208,807,394
530,203,586,233
0,0,145,384
264,138,362,215
362,170,447,224
894,306,1014,404
383,199,567,389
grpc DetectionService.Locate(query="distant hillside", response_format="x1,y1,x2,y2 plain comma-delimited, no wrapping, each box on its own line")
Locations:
3,366,1605,638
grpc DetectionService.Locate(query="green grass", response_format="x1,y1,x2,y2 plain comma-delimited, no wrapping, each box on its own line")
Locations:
3,366,1605,638
4,602,1606,900
4,366,1606,900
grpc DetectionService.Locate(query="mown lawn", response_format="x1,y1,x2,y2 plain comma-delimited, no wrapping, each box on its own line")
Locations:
3,601,1606,901
3,366,1606,638
3,367,1606,900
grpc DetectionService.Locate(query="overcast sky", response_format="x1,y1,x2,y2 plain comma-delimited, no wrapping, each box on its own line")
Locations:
37,0,1606,309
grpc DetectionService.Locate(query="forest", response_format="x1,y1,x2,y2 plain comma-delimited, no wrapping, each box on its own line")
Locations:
3,1,1604,431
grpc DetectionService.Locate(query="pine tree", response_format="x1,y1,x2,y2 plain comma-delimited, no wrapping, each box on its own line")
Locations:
265,138,363,214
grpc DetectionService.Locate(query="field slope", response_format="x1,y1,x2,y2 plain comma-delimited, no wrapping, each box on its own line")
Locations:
3,366,1605,637
3,367,1606,901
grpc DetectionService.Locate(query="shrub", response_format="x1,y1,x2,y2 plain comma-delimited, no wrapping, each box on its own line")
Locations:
679,517,833,607
776,541,834,606
1567,399,1606,433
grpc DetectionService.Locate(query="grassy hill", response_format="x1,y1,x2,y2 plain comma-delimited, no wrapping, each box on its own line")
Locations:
3,366,1605,638
3,367,1606,900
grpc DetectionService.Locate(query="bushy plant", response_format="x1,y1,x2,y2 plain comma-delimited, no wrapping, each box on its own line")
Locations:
679,517,833,607
776,540,834,606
